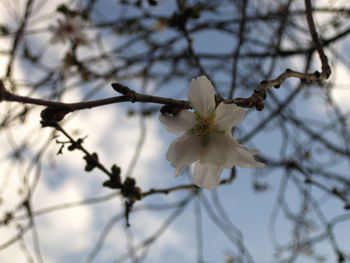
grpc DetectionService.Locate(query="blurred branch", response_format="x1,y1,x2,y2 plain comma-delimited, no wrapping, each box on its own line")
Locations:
0,0,349,261
304,0,331,76
5,0,34,80
0,1,334,118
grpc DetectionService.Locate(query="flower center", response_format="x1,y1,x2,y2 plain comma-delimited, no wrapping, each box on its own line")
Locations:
64,23,75,33
195,118,215,135
186,112,217,147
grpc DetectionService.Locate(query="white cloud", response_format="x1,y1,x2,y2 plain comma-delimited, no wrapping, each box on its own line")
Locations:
33,181,93,259
85,207,188,261
0,0,177,255
0,76,176,263
329,60,350,112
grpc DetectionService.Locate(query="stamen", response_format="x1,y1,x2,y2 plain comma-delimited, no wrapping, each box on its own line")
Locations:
186,111,216,138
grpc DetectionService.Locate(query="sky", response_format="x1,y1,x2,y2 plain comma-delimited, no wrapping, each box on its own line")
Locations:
0,0,350,263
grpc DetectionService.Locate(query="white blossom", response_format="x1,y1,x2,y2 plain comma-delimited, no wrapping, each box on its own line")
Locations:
160,76,265,190
49,16,90,45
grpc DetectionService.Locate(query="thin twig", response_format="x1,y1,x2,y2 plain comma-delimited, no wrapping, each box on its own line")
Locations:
304,0,331,75
0,81,190,113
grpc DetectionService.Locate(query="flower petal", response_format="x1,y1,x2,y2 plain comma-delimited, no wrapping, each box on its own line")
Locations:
193,162,223,190
224,139,265,168
166,134,202,176
199,133,231,166
235,145,265,168
188,76,216,117
214,102,245,131
159,110,196,135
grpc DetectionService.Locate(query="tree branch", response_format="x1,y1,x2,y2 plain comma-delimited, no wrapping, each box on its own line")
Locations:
304,0,331,76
